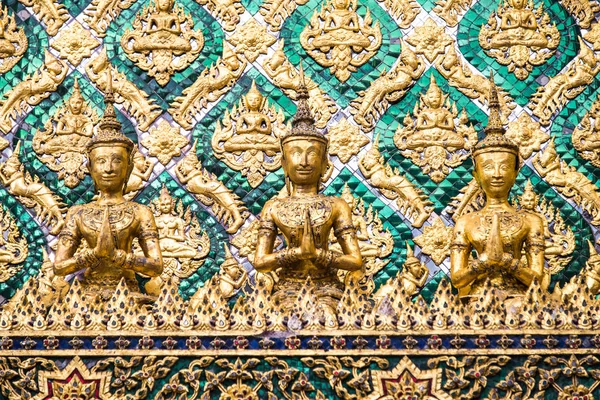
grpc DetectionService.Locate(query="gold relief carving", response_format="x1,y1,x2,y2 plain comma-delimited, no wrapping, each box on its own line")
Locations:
143,185,210,296
32,78,99,188
0,142,66,235
299,0,382,82
368,356,450,400
84,0,137,37
124,147,156,197
505,112,549,159
531,39,600,126
533,138,600,225
414,216,453,265
376,0,419,28
263,39,337,128
86,49,161,131
169,43,246,130
0,205,28,283
231,219,282,263
212,81,287,188
374,243,428,300
350,42,425,132
196,244,247,300
50,21,100,66
260,0,308,32
447,177,485,222
573,96,600,167
229,19,277,63
328,117,369,163
358,134,432,228
176,140,248,233
18,0,68,36
433,0,473,27
120,0,205,87
585,23,600,50
479,0,560,80
141,120,189,165
0,6,27,74
0,50,67,135
195,0,244,32
559,0,599,29
405,18,453,63
394,75,478,183
435,45,515,119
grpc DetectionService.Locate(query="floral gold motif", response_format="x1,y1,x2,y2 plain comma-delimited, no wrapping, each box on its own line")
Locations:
18,0,68,36
405,18,453,63
229,18,276,62
559,0,599,29
169,42,246,130
141,120,189,166
86,49,161,131
0,5,27,74
0,50,67,134
300,0,382,82
195,0,244,32
350,42,425,132
394,74,478,183
0,205,28,283
176,140,248,233
121,0,205,86
433,0,473,26
505,112,549,159
328,117,369,163
263,39,337,129
414,216,453,265
359,134,432,228
32,78,99,188
479,0,560,80
84,0,137,37
50,21,100,66
572,95,600,167
212,81,288,188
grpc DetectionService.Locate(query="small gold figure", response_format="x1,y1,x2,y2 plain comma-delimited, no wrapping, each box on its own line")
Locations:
0,5,27,74
20,0,69,36
394,74,477,183
176,140,248,233
584,241,600,295
254,70,363,315
121,0,204,86
212,81,287,188
300,0,382,82
0,142,66,234
124,147,155,197
450,74,545,301
358,133,432,228
53,78,163,301
479,0,560,80
374,243,427,301
572,96,600,168
217,244,248,298
33,78,99,188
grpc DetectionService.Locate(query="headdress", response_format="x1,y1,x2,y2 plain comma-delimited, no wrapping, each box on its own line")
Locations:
69,78,84,104
280,64,328,147
423,74,443,105
243,80,266,110
87,68,135,153
472,72,519,158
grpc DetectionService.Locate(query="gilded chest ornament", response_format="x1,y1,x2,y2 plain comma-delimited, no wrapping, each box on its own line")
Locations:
81,204,136,233
120,0,204,87
393,74,478,183
32,78,99,188
476,211,524,246
300,0,382,82
276,196,333,228
211,81,288,188
0,6,27,74
479,0,560,80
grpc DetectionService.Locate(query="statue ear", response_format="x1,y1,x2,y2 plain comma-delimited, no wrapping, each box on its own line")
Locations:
321,158,333,183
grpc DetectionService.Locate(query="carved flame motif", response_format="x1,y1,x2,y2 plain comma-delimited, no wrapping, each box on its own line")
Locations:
0,6,27,74
0,205,28,283
479,0,560,80
300,0,382,82
212,81,288,188
394,75,478,183
121,0,204,86
573,96,600,168
32,78,99,188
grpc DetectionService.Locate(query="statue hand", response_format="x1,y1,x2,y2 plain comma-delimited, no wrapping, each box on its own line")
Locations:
480,213,505,268
299,209,317,261
94,207,115,261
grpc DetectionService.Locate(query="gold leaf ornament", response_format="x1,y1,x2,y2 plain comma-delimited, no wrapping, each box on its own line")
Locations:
50,21,100,66
141,120,189,165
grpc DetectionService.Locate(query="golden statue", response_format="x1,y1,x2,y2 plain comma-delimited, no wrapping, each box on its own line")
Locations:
120,0,204,86
211,80,287,188
479,0,560,80
450,74,545,301
300,0,382,82
374,243,427,302
394,74,477,183
572,96,600,168
33,78,99,188
53,78,163,301
124,147,154,197
0,5,27,74
254,71,363,316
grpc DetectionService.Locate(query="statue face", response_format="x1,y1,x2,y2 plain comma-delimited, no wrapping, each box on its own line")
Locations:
70,97,83,114
520,191,536,210
246,93,261,111
424,91,442,108
473,152,518,200
282,139,327,186
510,0,525,9
159,198,172,214
157,0,171,11
89,146,130,194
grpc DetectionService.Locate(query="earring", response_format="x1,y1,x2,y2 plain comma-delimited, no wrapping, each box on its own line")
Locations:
285,175,291,197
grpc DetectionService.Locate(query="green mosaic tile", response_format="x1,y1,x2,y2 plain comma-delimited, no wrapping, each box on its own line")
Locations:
457,0,580,106
103,0,225,111
279,0,401,108
241,0,262,15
